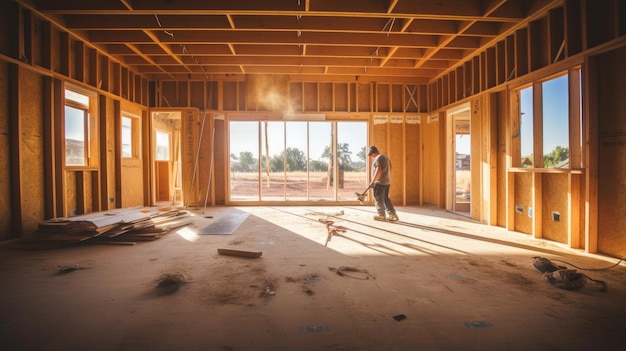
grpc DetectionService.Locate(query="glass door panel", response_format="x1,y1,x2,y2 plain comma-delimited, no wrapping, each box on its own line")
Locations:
308,122,333,201
454,119,471,214
337,122,368,200
285,122,308,201
229,121,260,201
261,121,285,201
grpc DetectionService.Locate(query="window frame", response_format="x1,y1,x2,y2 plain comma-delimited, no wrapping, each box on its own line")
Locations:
64,85,98,169
154,129,171,161
510,67,582,171
121,113,142,159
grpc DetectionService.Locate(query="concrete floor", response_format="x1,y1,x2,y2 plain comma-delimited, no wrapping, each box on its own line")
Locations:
1,205,625,351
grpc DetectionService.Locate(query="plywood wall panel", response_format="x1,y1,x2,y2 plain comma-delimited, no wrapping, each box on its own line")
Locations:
334,83,348,112
577,177,586,249
371,115,388,155
223,81,238,111
376,84,389,112
541,173,568,243
598,136,626,257
238,82,246,111
65,171,76,217
120,101,145,208
105,97,116,208
19,68,44,232
421,116,440,206
387,116,406,205
405,121,420,204
121,158,144,207
597,45,626,258
514,172,532,234
0,63,12,239
496,91,508,227
289,82,303,112
303,82,317,111
389,117,403,203
319,82,332,111
84,171,94,213
357,83,371,112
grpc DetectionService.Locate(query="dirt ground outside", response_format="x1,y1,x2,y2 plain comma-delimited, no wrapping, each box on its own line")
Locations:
1,205,625,350
230,171,368,201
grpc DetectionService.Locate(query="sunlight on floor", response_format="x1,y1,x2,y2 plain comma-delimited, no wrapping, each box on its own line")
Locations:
176,225,199,242
239,205,542,259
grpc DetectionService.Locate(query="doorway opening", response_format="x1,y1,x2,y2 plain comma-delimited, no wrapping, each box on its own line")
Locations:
151,111,182,206
447,104,471,215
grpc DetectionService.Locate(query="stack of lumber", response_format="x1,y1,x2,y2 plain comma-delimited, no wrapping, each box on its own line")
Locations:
29,206,191,246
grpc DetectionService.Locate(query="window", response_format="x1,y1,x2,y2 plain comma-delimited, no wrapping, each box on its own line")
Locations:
65,88,97,167
122,117,132,157
542,74,569,168
512,69,581,169
122,115,141,158
155,130,170,161
519,86,533,167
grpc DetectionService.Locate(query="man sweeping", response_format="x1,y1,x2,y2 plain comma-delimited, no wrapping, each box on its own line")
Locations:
368,146,399,222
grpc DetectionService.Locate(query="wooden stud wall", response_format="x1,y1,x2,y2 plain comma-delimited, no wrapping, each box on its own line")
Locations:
159,78,429,115
0,2,152,237
428,1,626,111
495,90,509,228
595,45,626,258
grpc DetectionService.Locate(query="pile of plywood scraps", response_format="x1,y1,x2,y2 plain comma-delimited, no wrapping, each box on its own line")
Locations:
31,207,192,246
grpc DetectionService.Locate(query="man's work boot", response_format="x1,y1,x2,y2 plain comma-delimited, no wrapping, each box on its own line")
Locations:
387,214,399,222
373,215,387,221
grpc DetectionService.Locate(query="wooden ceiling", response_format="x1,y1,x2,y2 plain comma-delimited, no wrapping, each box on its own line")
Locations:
26,0,562,82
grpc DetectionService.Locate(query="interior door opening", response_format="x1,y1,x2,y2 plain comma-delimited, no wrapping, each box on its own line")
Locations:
151,111,182,206
448,104,471,215
455,119,471,214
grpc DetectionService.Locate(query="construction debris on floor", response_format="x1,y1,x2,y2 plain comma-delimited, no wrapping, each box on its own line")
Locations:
11,207,191,249
531,256,610,291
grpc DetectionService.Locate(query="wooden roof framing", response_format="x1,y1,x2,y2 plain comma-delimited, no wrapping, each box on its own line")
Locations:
23,0,563,81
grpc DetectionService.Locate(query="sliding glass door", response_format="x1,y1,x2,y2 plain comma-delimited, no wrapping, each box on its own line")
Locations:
229,119,367,203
